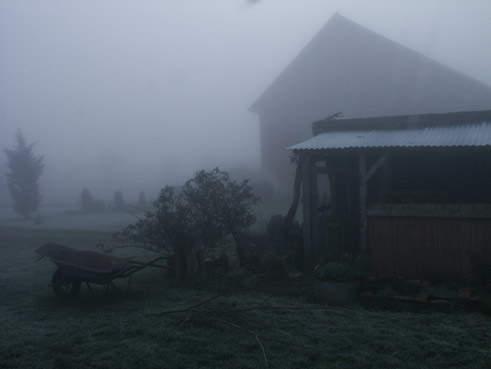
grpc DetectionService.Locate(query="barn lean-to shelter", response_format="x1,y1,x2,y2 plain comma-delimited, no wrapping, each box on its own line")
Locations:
251,13,491,179
288,109,491,280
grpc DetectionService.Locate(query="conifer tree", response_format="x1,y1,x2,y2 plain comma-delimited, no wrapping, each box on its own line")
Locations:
4,130,44,218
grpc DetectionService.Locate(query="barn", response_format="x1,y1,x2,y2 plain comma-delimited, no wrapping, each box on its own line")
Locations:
251,13,491,180
288,109,491,280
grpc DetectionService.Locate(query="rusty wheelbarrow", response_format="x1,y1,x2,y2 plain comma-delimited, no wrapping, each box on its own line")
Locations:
36,242,171,298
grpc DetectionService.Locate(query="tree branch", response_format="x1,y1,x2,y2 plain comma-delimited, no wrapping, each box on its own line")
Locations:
152,283,309,317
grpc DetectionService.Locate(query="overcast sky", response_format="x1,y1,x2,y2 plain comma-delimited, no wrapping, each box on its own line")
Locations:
1,0,490,204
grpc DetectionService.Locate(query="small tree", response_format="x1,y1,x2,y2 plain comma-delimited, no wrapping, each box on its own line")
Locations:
113,190,124,208
4,130,44,218
114,168,259,278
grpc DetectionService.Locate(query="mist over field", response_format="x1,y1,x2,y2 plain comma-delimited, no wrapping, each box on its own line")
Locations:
2,4,491,367
1,0,491,206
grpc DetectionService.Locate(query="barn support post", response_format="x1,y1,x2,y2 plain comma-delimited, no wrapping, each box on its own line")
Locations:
301,153,319,270
359,153,368,253
359,152,388,254
327,163,337,216
301,154,312,269
311,159,319,263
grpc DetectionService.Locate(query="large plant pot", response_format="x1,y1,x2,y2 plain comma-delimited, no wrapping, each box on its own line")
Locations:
314,280,362,304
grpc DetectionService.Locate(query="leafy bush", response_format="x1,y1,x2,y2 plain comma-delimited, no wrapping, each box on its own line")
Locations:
314,262,364,282
260,251,288,280
266,214,303,268
314,253,368,282
265,215,284,246
236,214,304,272
114,168,259,278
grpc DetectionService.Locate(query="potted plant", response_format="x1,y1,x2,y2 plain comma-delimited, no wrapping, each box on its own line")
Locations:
313,255,367,304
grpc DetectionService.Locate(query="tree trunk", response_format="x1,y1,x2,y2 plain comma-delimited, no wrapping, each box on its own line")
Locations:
282,159,302,237
185,247,200,278
174,247,187,279
174,245,205,279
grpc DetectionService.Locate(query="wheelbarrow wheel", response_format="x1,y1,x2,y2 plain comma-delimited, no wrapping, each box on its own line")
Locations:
51,269,81,298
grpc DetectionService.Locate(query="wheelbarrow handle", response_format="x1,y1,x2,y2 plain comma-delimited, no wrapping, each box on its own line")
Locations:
131,256,173,270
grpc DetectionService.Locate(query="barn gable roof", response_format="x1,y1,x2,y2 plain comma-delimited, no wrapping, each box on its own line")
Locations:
251,13,491,117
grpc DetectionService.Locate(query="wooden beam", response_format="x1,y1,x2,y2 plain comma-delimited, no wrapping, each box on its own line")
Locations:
358,152,388,254
365,153,388,182
367,208,491,219
359,153,367,253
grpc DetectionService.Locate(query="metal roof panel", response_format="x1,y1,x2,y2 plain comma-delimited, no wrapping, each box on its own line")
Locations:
287,122,491,150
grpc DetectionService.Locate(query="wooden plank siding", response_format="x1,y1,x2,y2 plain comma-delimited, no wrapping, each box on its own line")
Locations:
367,203,491,280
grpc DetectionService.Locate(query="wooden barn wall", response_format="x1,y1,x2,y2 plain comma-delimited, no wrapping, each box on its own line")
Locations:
367,203,491,280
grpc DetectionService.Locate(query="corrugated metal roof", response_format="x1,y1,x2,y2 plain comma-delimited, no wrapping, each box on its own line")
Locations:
287,122,491,150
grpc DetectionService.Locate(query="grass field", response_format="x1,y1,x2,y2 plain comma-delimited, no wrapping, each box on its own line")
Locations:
1,215,491,368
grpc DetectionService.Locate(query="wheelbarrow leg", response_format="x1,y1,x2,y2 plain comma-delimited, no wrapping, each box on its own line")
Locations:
127,274,133,292
103,283,110,298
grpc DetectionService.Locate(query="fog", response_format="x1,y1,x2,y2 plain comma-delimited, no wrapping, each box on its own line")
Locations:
1,0,490,205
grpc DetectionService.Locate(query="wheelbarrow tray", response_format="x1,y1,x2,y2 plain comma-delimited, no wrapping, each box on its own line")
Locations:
36,242,134,283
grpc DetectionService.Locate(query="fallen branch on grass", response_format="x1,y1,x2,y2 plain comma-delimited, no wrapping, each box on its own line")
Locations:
152,282,310,317
151,283,323,368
